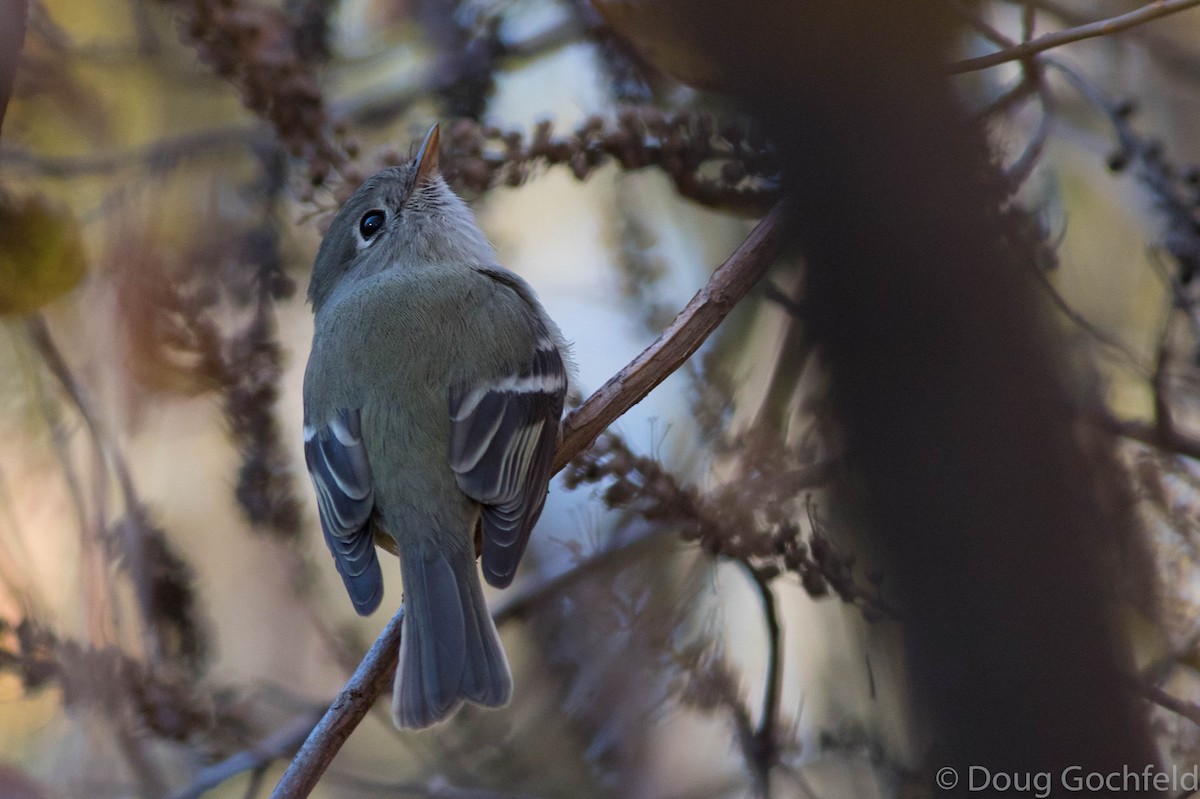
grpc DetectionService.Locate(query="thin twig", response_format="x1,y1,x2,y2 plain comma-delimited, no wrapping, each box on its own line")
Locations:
1028,260,1150,377
745,565,781,799
333,16,586,129
170,711,323,799
25,315,168,663
554,201,789,472
1090,410,1200,461
16,321,122,650
948,0,1016,48
266,535,676,799
0,460,39,614
25,316,138,510
269,608,406,799
1142,683,1200,728
1044,56,1200,367
1005,81,1054,186
115,715,170,799
947,0,1051,184
1152,325,1175,437
975,72,1040,119
270,202,789,798
1021,1,1037,41
243,767,269,799
256,515,669,799
1005,0,1200,85
950,0,1200,74
493,528,674,625
1140,629,1200,685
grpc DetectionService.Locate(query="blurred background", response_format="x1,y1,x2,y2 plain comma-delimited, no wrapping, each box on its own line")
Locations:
2,1,1200,797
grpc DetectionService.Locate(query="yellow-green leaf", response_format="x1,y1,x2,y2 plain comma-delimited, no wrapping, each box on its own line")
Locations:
0,193,87,314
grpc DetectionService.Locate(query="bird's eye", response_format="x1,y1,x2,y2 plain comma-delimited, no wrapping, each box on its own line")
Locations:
359,210,386,240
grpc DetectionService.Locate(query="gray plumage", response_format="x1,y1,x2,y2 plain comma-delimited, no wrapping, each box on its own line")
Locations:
302,126,568,729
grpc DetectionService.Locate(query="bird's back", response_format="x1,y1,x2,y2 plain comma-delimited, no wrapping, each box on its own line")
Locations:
306,261,546,540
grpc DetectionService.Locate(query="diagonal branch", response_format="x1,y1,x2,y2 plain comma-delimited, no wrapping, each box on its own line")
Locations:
949,0,1200,74
269,608,406,799
1142,683,1200,729
269,200,789,799
554,201,789,471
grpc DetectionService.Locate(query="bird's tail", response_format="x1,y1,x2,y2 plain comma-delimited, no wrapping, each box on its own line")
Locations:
393,542,512,729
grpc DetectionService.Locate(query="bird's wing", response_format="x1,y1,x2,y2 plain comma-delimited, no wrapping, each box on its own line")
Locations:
304,408,384,615
449,335,567,588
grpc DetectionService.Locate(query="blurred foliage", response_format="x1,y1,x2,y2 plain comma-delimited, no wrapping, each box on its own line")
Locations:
0,193,85,314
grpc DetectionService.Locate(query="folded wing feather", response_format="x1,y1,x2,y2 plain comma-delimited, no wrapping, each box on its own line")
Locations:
449,337,567,587
304,408,384,615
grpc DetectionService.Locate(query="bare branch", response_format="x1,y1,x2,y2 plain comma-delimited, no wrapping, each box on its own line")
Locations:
949,0,1200,74
170,711,322,799
1021,1,1037,41
267,529,673,799
1011,0,1200,83
1142,683,1200,729
1027,255,1149,376
555,201,788,471
268,608,406,799
270,201,789,798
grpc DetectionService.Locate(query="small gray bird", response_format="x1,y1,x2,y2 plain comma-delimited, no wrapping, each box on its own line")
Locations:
302,125,568,728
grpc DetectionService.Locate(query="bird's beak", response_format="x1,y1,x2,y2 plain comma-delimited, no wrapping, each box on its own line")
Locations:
414,124,440,185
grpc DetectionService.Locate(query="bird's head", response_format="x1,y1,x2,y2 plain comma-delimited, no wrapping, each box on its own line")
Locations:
308,124,492,312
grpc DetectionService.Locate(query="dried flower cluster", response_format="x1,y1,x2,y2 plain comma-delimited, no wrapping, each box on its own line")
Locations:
562,431,890,617
673,641,750,723
226,298,303,534
437,108,781,213
283,0,334,64
164,0,345,184
223,226,304,535
108,506,210,671
113,216,302,536
0,619,258,755
1102,100,1200,289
